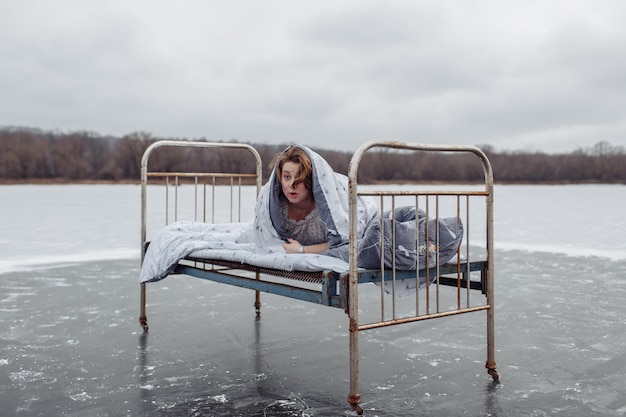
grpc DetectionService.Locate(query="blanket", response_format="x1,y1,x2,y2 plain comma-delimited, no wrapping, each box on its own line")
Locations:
139,145,463,286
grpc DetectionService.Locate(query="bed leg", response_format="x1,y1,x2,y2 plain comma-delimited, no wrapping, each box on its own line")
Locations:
348,393,363,415
254,290,261,317
140,283,149,331
486,268,497,380
348,316,362,415
486,361,499,380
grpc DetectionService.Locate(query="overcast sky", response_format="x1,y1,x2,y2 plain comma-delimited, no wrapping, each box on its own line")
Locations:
2,1,626,153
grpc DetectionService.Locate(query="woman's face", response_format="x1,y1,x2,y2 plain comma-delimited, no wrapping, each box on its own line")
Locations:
280,161,311,205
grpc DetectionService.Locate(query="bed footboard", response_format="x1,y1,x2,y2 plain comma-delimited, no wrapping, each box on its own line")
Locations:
344,141,497,413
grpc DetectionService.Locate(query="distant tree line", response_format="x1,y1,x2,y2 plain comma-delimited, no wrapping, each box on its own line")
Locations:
1,126,625,184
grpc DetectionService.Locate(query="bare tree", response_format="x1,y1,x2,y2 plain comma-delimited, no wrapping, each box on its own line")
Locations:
1,128,625,184
104,132,154,180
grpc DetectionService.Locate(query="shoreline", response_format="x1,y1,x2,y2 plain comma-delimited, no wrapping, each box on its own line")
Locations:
1,178,625,186
0,178,141,185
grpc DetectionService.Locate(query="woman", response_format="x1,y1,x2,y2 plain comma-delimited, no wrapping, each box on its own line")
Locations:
270,146,329,254
253,143,377,259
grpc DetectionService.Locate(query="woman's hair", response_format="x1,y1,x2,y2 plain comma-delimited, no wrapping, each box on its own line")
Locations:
270,146,313,190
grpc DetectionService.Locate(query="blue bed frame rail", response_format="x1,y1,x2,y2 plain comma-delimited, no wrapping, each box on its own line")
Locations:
174,258,488,311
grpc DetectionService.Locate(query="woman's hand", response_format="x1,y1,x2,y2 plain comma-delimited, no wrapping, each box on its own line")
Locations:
283,238,329,254
283,238,303,254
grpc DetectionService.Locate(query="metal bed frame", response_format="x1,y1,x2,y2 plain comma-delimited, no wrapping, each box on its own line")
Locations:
139,140,498,414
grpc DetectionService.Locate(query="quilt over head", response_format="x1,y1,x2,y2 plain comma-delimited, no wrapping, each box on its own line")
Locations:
253,144,379,255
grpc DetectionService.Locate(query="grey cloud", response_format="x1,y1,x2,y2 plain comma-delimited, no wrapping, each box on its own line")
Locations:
2,1,626,153
292,4,431,51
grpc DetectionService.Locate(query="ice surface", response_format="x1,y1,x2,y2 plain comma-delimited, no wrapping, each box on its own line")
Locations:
1,184,626,416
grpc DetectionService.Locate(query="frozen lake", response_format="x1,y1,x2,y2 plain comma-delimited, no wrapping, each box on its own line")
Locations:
1,184,625,416
2,183,625,274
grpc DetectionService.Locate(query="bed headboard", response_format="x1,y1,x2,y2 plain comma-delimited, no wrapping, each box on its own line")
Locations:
140,140,263,260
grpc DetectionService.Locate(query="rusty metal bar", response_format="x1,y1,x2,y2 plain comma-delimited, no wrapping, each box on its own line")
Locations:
415,194,420,316
464,194,470,308
425,194,431,315
194,176,198,221
238,177,243,222
147,171,257,179
391,195,397,320
172,175,178,222
229,177,234,223
435,194,440,314
203,177,207,223
358,305,491,331
165,176,169,225
456,195,463,310
359,190,489,197
139,282,148,331
379,194,386,322
211,176,216,223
